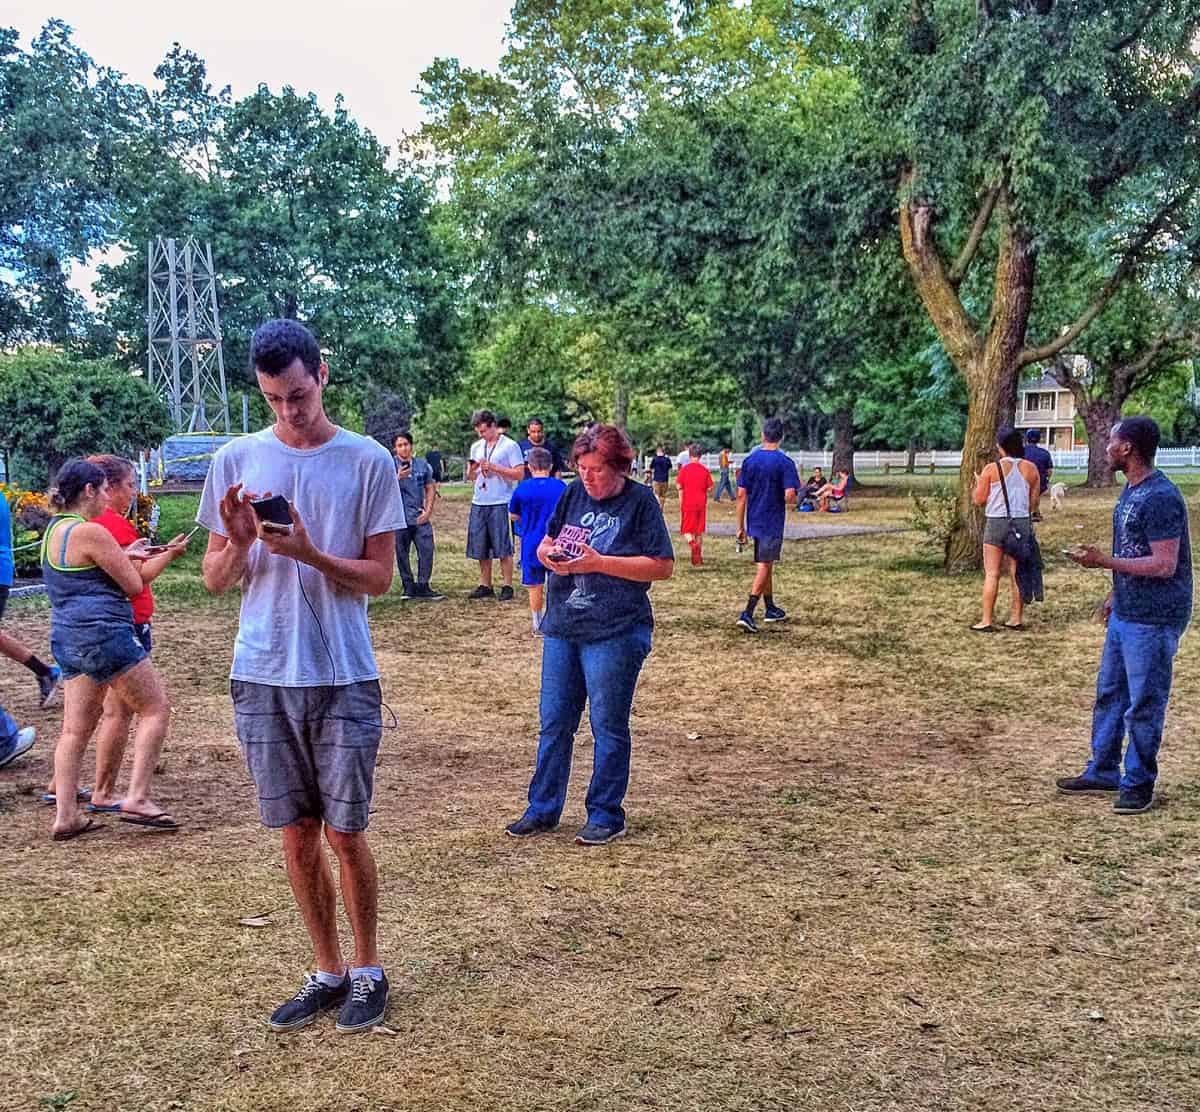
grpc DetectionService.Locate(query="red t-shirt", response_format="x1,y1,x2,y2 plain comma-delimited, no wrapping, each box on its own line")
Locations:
677,461,714,511
93,508,154,624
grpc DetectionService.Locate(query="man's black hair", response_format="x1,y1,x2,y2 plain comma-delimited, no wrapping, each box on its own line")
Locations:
997,426,1025,458
527,417,544,428
1115,415,1160,463
394,430,413,445
471,409,496,428
249,319,322,380
762,417,784,443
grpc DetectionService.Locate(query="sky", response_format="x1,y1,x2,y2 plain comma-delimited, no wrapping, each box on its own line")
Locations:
7,0,512,150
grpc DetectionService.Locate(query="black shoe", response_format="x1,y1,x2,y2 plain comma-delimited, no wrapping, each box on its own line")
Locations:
1056,775,1118,795
468,585,496,600
399,583,415,600
335,972,390,1032
505,815,559,838
763,605,787,623
737,611,758,634
415,584,445,601
267,973,349,1032
498,585,515,602
575,822,627,845
1113,788,1154,815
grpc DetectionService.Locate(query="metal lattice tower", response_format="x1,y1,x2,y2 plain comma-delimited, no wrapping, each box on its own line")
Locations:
147,237,230,432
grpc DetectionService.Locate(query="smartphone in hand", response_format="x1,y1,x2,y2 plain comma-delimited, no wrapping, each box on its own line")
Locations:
250,494,294,535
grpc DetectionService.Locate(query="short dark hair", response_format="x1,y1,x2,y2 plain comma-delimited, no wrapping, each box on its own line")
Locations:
49,459,106,510
1024,429,1042,443
526,446,553,472
497,415,512,428
1115,415,1160,463
471,409,496,428
394,431,413,446
250,319,322,380
688,444,702,458
997,426,1025,458
527,417,544,429
762,417,784,443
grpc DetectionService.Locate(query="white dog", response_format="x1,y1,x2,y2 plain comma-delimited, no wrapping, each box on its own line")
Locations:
1049,482,1067,510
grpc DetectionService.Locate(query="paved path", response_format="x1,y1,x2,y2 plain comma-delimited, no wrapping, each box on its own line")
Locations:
706,521,908,541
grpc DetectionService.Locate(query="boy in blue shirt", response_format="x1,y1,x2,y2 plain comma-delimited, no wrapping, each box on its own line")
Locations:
509,447,567,633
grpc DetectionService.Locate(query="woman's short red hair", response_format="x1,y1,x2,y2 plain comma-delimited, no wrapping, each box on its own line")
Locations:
570,423,634,474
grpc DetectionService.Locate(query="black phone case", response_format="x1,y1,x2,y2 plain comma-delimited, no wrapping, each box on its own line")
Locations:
250,494,292,526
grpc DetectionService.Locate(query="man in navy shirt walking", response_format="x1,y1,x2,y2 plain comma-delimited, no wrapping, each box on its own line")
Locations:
735,417,799,633
1023,430,1053,521
1058,417,1191,814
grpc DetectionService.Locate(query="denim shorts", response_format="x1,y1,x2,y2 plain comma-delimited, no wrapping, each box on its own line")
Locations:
231,680,383,833
753,535,784,563
466,503,514,560
134,623,152,654
51,623,148,685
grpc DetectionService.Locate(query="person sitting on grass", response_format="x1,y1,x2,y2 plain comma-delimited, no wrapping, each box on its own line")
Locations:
676,444,714,565
508,447,567,634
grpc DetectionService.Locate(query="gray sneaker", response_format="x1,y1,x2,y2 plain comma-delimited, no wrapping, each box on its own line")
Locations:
267,973,349,1032
0,726,36,769
575,822,627,846
335,972,389,1032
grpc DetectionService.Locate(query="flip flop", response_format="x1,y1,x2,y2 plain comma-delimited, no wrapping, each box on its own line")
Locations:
87,802,124,813
52,817,106,842
970,624,996,633
119,812,180,831
41,789,92,805
1003,623,1026,631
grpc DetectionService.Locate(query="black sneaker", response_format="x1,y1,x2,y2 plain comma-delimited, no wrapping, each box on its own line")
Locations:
1056,775,1118,795
335,972,389,1033
415,584,446,601
468,585,496,600
1113,788,1154,815
498,585,515,602
763,605,787,623
399,583,415,600
505,815,559,838
575,822,627,846
737,611,758,634
267,973,349,1032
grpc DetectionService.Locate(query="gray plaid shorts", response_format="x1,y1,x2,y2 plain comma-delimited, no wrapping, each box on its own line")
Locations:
466,502,514,560
231,680,383,833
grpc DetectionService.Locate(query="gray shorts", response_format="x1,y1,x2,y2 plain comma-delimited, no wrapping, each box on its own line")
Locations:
466,502,514,560
983,516,1031,548
231,680,383,833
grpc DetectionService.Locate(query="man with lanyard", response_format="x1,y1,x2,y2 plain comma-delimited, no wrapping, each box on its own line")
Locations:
392,431,443,601
466,409,526,600
519,417,564,479
1058,417,1191,815
199,318,406,1033
1023,429,1053,521
713,445,735,502
735,417,799,633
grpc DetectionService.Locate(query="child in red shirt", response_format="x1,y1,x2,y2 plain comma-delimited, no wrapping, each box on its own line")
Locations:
676,445,714,565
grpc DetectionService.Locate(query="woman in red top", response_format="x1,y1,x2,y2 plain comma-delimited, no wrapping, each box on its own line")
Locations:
85,455,190,819
676,444,715,565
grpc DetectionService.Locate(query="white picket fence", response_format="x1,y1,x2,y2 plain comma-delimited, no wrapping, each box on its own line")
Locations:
688,447,1200,472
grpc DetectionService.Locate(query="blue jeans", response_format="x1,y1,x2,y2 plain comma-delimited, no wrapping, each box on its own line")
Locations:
0,702,17,749
1085,616,1182,792
525,625,653,828
713,471,735,501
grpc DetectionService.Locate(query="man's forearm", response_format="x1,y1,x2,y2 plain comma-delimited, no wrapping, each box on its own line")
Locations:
1105,554,1177,578
304,549,393,596
203,542,250,595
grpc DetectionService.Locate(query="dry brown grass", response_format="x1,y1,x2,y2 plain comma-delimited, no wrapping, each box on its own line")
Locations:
2,480,1200,1111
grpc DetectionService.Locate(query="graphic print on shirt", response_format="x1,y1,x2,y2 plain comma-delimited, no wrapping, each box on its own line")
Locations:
557,510,621,610
1114,493,1150,560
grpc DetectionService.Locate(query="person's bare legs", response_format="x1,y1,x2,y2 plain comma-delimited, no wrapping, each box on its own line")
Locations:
90,688,133,806
500,555,514,588
51,676,106,838
478,559,493,588
324,826,380,968
1005,555,1024,627
976,543,1003,628
751,562,773,598
282,818,345,974
107,659,171,819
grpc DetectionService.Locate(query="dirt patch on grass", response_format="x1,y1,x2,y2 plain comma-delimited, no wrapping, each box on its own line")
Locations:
2,485,1199,1110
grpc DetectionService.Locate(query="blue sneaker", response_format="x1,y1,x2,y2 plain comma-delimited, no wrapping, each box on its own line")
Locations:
737,611,758,634
575,822,627,846
0,726,36,769
505,815,559,838
763,605,787,623
268,973,349,1032
1113,787,1154,815
38,666,62,708
336,972,390,1032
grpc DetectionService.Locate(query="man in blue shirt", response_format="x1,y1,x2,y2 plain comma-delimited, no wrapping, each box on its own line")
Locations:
1023,430,1053,521
508,447,567,633
1058,416,1191,814
649,447,672,509
735,417,799,633
393,431,444,600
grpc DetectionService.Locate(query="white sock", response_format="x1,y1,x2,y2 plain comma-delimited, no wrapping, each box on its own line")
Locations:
316,968,346,987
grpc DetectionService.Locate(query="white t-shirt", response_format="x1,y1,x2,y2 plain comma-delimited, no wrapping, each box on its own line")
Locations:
470,433,525,506
197,426,406,687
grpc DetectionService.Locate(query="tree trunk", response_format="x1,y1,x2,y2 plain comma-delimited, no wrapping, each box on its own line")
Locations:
996,365,1019,427
612,380,629,431
1080,400,1119,487
831,406,855,480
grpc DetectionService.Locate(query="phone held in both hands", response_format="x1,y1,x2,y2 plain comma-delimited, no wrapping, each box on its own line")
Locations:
250,494,294,535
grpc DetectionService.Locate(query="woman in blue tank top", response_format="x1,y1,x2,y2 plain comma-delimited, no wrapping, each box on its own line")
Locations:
41,460,176,841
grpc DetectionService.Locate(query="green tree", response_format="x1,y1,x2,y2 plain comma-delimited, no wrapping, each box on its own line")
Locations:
0,349,172,485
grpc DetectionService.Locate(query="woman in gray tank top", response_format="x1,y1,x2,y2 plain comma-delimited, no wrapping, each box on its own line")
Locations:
40,460,176,841
970,427,1041,632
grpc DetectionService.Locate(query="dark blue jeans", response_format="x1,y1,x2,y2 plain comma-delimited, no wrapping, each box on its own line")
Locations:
1085,616,1182,792
525,625,652,829
0,702,17,748
713,471,735,501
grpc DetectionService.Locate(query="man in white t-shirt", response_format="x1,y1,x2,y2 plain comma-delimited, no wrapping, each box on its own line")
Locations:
198,319,405,1036
466,408,526,600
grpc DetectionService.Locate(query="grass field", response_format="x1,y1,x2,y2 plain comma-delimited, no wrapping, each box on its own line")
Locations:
2,477,1199,1111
